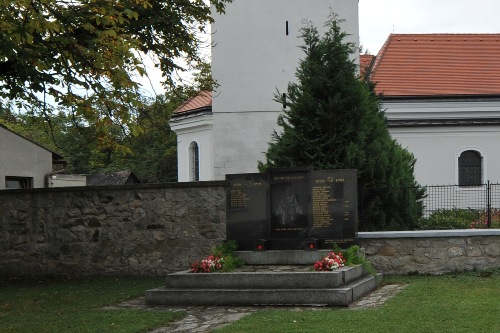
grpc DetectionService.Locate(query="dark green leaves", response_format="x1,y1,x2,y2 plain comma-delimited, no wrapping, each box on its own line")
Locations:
260,14,424,230
0,0,232,148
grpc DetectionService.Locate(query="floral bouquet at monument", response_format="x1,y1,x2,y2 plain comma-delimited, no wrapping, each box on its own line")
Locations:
190,240,245,273
313,251,345,271
191,254,224,273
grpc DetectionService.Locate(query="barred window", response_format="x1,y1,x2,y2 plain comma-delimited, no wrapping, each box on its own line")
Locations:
458,150,482,186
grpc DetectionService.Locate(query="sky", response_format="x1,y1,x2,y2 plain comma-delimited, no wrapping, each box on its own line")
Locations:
359,0,500,54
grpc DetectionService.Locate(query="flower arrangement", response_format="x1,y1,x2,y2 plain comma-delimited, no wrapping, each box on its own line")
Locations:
313,251,345,271
190,240,244,273
470,209,500,229
191,254,224,273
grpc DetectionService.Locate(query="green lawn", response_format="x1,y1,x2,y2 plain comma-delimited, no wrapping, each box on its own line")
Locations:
215,271,500,333
0,277,184,333
1,271,499,333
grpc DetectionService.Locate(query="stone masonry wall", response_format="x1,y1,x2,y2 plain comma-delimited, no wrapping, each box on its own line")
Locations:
0,182,226,278
1,183,499,277
359,231,500,275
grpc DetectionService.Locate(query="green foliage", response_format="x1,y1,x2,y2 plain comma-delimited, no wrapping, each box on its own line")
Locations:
0,73,217,182
212,240,240,256
330,244,376,275
259,14,425,231
0,0,232,149
417,208,500,230
211,240,245,272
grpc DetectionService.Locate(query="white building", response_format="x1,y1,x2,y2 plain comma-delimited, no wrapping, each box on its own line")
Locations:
371,34,500,186
171,0,360,181
0,124,63,189
171,5,500,191
170,91,214,181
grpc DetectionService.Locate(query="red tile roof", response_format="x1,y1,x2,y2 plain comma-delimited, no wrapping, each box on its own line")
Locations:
370,34,500,97
174,91,212,114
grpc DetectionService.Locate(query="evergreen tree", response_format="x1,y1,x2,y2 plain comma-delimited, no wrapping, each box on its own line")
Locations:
259,15,424,230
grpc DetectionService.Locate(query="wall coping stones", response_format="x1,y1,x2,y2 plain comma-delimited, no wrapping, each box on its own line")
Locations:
0,180,226,195
359,229,500,239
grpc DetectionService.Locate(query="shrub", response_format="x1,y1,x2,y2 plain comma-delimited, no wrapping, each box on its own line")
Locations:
417,208,500,230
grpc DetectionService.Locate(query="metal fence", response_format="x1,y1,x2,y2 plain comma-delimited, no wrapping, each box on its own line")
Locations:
421,182,500,228
361,182,500,230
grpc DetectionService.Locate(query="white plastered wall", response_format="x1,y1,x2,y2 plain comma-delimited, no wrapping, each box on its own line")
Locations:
0,126,53,189
170,114,214,182
385,99,500,186
389,126,500,185
212,0,360,180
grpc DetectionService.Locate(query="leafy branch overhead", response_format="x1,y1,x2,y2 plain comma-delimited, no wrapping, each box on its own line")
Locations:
0,0,232,134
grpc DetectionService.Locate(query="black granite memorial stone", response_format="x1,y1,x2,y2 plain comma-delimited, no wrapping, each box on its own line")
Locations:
309,170,358,248
226,168,358,250
226,173,271,250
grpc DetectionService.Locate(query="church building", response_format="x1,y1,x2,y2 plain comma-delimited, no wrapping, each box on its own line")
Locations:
170,0,360,181
171,1,500,188
372,33,500,185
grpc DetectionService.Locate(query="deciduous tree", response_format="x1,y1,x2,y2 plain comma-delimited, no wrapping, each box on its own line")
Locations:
0,0,231,139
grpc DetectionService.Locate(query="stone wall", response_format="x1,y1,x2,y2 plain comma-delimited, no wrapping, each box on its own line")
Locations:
1,183,499,277
359,230,500,275
0,182,226,278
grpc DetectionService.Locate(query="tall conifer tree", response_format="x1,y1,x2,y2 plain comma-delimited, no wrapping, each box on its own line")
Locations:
260,15,424,230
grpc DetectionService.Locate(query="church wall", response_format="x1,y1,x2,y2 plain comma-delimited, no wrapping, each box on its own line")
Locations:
170,114,214,182
384,99,500,121
390,125,500,185
213,111,281,178
385,99,500,186
211,0,359,180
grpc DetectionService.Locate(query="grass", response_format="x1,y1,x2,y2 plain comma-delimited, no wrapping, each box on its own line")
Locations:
214,270,500,333
1,271,499,333
0,276,184,333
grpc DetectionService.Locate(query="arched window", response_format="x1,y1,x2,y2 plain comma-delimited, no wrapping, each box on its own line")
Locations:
189,141,200,181
458,150,482,186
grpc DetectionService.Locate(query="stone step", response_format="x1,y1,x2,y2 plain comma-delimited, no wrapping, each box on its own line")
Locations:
146,273,382,307
164,265,366,289
235,249,365,265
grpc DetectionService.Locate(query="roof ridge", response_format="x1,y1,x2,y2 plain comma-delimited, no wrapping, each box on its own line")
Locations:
370,33,394,77
0,123,63,159
369,33,500,97
173,90,212,114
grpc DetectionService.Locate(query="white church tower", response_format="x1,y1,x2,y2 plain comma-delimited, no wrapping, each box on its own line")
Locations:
172,0,360,181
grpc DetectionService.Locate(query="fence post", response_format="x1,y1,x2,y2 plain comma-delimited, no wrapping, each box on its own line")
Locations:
487,180,492,228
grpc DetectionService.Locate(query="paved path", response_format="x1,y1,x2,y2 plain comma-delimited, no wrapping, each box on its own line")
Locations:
104,284,407,332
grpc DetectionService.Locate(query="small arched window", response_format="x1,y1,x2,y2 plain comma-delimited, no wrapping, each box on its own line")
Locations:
458,150,482,186
189,141,200,181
